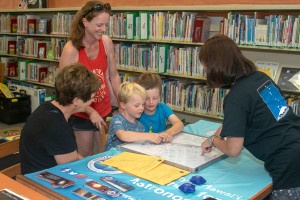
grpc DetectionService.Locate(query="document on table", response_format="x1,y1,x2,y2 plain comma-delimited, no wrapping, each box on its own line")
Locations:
101,152,190,185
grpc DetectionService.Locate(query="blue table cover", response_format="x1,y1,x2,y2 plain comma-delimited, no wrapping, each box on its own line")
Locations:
25,120,272,200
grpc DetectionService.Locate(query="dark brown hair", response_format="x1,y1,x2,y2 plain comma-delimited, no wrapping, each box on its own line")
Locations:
69,1,111,50
199,34,256,88
136,72,162,94
55,63,101,106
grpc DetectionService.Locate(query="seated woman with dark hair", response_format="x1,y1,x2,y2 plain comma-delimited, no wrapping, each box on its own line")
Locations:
19,63,101,174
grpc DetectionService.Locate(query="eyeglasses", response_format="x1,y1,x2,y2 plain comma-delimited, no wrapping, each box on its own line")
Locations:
85,3,111,16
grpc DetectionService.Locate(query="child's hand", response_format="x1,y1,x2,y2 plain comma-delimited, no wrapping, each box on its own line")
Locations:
160,132,173,143
148,133,163,144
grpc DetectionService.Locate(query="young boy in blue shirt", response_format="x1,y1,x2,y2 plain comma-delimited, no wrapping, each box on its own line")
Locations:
103,82,163,151
137,73,184,142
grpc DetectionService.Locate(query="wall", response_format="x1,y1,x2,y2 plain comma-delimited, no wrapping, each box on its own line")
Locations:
1,0,300,10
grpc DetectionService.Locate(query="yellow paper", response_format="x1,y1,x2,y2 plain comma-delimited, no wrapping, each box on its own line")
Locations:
101,152,190,185
134,163,190,185
101,152,164,174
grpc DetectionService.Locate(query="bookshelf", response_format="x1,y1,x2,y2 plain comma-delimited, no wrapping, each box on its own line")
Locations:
1,5,300,121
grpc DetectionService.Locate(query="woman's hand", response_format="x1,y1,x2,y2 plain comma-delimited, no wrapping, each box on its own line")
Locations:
89,110,106,134
201,139,212,156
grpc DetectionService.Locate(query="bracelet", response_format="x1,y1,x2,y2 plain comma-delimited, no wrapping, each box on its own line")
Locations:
208,135,217,145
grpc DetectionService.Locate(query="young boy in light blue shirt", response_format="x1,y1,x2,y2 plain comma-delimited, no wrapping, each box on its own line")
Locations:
137,73,184,142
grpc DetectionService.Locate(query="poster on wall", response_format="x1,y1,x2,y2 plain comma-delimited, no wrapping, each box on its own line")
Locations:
27,0,48,8
18,0,27,8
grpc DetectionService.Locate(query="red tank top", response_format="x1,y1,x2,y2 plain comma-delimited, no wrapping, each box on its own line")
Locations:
74,39,111,119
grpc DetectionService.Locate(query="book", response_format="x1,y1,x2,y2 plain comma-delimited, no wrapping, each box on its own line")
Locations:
37,63,48,82
18,60,35,81
124,73,139,82
10,17,17,33
276,66,300,92
7,40,17,55
0,83,14,98
139,12,149,40
17,36,25,56
158,45,170,74
126,13,138,40
255,18,269,46
7,62,17,77
37,42,47,58
192,16,211,43
0,57,18,77
36,18,48,34
256,61,280,81
27,18,37,34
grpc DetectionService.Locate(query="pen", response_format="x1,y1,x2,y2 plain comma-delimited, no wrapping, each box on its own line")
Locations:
149,123,152,133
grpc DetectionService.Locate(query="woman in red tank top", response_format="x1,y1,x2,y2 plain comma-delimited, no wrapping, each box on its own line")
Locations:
59,1,121,157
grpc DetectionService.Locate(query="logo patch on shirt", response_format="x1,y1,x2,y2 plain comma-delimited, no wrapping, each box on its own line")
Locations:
257,80,289,121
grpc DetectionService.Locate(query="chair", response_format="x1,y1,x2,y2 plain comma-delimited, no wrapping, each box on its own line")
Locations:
99,121,110,153
0,138,21,178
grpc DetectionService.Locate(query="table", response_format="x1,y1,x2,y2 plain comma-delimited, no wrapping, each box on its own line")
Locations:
16,120,273,200
0,172,50,200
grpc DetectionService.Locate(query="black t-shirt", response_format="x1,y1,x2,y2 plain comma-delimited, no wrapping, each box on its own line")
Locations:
220,71,300,190
20,101,77,174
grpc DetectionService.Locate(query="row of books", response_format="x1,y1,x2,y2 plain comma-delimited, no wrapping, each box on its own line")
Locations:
119,73,228,117
0,13,75,35
0,57,58,84
115,42,283,79
120,72,300,117
286,95,300,116
3,11,300,49
107,11,212,42
290,99,300,116
163,80,300,117
0,35,67,60
0,57,18,77
161,79,228,117
113,42,205,77
0,11,213,43
223,12,300,48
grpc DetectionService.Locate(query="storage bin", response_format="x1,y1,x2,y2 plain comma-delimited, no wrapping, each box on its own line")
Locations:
0,92,31,124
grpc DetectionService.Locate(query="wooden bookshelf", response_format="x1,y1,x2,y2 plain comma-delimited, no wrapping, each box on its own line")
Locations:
6,76,54,88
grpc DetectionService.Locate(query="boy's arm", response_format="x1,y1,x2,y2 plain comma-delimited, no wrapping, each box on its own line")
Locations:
161,114,184,142
116,130,163,144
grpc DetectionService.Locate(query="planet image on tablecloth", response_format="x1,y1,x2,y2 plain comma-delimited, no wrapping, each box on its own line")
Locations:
87,155,123,174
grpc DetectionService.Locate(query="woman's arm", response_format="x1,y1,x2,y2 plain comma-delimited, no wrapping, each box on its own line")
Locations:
103,35,121,97
54,150,82,165
201,134,244,157
59,41,79,69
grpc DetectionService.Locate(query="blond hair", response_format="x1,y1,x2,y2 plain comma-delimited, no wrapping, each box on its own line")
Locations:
118,82,146,104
